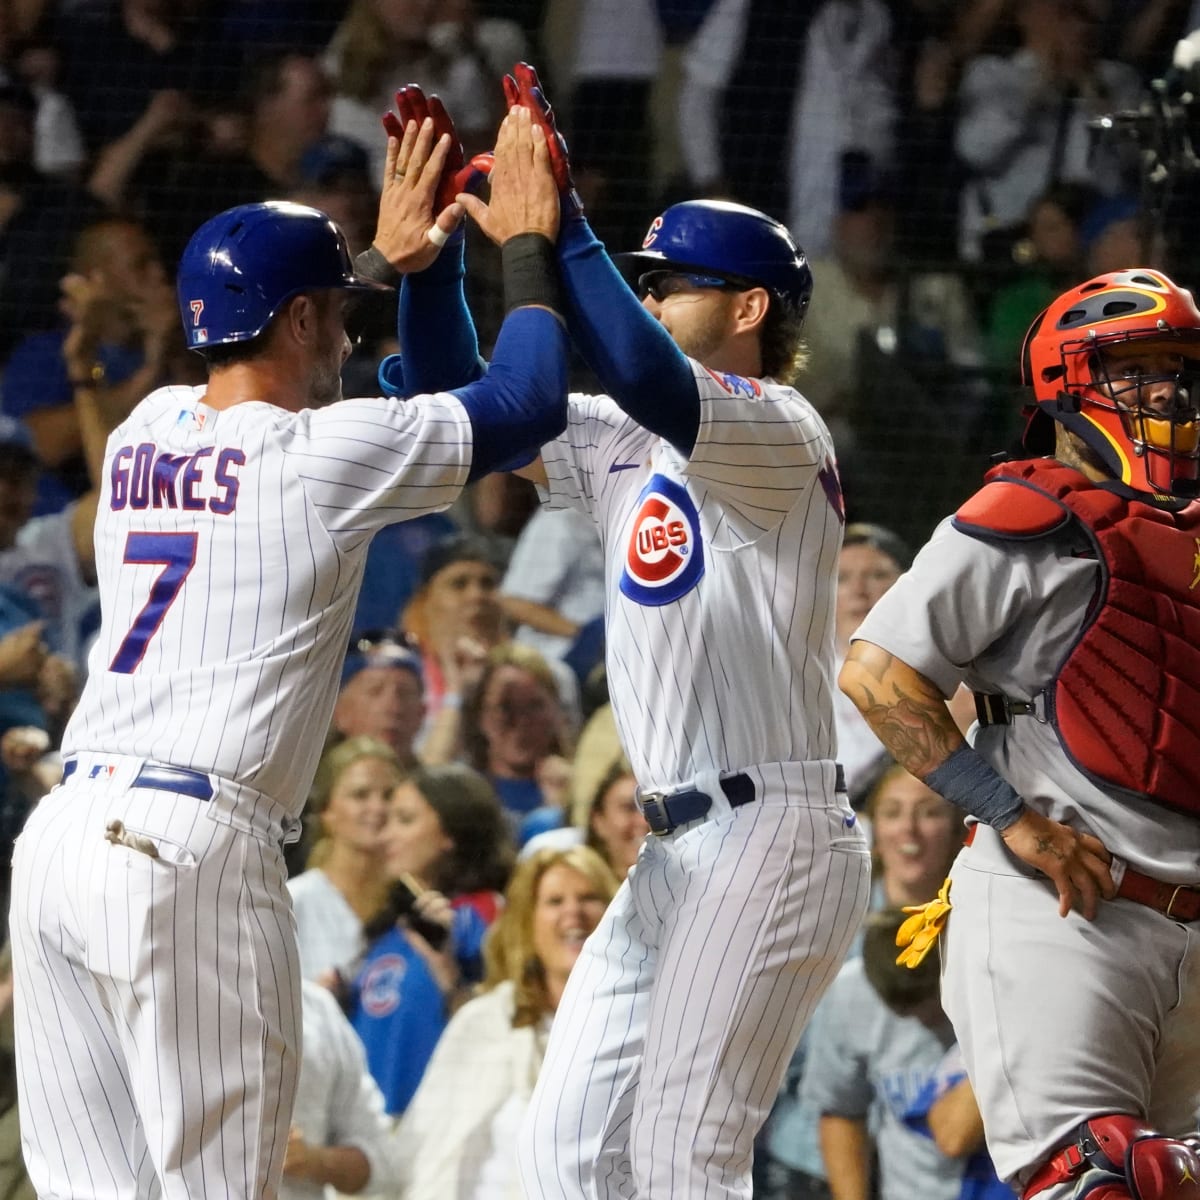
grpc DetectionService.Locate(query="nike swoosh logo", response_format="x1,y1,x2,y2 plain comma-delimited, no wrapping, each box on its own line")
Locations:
609,462,640,473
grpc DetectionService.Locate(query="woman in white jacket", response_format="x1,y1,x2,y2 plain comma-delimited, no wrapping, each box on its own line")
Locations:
394,845,619,1199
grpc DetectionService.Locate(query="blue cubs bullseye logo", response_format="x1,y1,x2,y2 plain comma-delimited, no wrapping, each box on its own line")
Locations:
620,474,704,606
360,954,407,1017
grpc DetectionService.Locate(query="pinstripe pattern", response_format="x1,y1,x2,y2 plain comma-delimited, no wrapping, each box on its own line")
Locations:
66,385,472,815
11,765,302,1199
520,369,869,1197
12,382,475,1198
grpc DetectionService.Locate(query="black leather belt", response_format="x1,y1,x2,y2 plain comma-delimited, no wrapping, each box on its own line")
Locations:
638,765,846,836
62,758,215,801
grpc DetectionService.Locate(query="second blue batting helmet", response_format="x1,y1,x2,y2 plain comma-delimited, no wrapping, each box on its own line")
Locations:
177,201,385,351
616,200,813,319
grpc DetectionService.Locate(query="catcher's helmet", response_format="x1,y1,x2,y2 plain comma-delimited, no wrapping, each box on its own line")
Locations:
616,200,813,321
1021,268,1200,499
177,201,384,351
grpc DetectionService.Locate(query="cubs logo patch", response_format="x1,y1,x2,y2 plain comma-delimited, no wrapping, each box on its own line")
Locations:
620,474,704,606
703,366,761,398
360,953,407,1017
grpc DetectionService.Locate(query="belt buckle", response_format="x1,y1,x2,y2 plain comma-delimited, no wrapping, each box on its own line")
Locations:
637,791,672,837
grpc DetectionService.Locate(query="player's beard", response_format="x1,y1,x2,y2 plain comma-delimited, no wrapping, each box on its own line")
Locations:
665,294,734,364
309,332,346,409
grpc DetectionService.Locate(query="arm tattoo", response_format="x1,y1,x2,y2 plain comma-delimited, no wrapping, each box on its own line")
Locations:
856,682,961,779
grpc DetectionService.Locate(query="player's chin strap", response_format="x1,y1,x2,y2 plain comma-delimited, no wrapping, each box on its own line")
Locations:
1022,1114,1200,1200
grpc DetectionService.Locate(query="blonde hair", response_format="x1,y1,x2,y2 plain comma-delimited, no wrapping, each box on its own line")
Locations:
304,735,402,868
327,0,396,103
482,845,619,1028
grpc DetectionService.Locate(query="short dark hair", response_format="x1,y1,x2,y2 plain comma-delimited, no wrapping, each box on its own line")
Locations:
197,334,266,370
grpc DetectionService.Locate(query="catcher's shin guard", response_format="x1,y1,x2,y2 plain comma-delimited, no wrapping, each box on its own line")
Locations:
1023,1115,1200,1200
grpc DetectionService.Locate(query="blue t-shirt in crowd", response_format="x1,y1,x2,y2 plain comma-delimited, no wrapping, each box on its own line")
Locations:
3,331,144,515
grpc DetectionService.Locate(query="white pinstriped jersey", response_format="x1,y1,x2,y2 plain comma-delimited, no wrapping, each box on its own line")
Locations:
63,383,472,817
540,361,844,789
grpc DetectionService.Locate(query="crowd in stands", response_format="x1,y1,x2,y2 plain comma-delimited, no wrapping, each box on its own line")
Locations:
0,0,1194,1195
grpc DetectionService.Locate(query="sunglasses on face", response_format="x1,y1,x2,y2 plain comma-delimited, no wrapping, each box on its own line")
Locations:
635,270,745,302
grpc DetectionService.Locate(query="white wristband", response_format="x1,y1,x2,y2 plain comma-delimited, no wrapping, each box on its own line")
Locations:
426,224,450,248
441,692,462,710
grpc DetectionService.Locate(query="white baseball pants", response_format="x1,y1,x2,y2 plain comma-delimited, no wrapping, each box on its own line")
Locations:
518,760,871,1199
9,755,302,1199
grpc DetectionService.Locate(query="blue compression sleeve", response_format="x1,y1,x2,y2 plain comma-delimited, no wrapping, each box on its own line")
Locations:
453,307,568,482
924,745,1026,831
379,237,486,398
558,216,700,455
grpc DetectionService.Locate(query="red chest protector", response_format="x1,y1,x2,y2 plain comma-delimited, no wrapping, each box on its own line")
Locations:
954,458,1200,819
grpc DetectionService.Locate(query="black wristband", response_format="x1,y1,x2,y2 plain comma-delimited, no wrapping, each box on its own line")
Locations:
354,245,402,288
501,232,564,317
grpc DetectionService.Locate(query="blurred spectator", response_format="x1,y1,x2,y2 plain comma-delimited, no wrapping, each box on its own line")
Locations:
349,763,513,1114
1081,191,1151,274
983,181,1094,386
289,736,397,984
786,0,898,259
581,758,648,879
427,0,530,85
56,0,228,154
0,81,99,355
565,0,663,246
863,764,965,903
803,909,964,1200
331,634,426,772
291,134,376,255
499,505,605,665
798,151,984,455
832,524,910,805
902,1043,1011,1200
2,37,85,179
3,216,188,516
954,0,1143,262
676,0,752,196
281,980,401,1200
461,644,574,827
92,51,334,262
403,534,579,759
326,0,495,182
382,763,513,938
394,845,620,1198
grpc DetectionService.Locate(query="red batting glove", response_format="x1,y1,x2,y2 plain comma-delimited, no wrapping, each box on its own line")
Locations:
381,84,491,213
503,62,583,215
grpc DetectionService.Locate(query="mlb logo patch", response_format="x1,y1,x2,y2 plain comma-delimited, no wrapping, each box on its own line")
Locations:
176,408,207,431
620,474,705,607
194,329,208,344
87,764,117,780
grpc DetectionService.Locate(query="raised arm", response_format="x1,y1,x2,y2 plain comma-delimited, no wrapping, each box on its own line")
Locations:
464,63,700,456
369,87,490,397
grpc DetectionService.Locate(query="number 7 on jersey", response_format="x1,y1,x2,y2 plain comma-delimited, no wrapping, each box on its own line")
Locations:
110,532,199,674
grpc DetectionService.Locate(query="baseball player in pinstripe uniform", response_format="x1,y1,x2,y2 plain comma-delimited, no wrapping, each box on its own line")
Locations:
7,110,567,1199
394,68,872,1199
841,269,1200,1200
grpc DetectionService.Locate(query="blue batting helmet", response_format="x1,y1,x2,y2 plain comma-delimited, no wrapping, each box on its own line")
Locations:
176,201,385,351
616,200,813,319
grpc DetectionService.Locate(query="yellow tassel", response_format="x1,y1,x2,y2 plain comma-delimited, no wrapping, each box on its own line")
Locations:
895,876,952,969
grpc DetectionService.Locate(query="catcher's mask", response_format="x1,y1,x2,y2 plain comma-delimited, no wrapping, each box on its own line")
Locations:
1020,268,1200,500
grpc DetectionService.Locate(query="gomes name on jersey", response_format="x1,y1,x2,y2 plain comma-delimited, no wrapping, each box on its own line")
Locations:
110,442,245,514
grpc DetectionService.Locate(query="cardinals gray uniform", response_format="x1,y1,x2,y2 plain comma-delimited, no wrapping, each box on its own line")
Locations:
854,516,1200,1190
519,364,871,1199
9,383,473,1199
